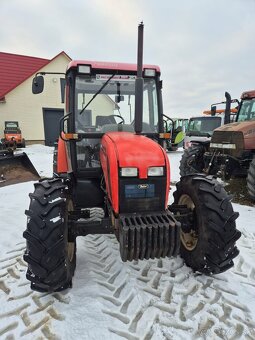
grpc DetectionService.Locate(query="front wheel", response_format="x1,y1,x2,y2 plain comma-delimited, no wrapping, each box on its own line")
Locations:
171,174,241,274
23,178,76,292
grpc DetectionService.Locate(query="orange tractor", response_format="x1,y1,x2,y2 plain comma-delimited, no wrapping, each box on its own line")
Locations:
1,121,26,148
23,24,240,292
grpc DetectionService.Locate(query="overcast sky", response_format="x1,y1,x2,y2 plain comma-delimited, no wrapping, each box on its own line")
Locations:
1,0,255,117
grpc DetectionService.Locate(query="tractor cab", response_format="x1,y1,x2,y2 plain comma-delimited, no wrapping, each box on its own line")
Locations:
63,61,164,174
52,61,166,211
4,121,21,134
236,90,255,122
2,121,25,148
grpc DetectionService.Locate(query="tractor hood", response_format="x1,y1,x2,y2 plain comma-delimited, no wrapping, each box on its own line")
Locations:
214,120,255,150
215,120,255,133
105,132,166,178
100,131,170,214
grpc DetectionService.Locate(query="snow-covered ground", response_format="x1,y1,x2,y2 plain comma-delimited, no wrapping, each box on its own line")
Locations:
0,145,255,339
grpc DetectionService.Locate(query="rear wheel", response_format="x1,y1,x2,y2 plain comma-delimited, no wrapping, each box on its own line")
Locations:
179,144,205,176
247,158,255,201
23,178,76,292
172,174,241,274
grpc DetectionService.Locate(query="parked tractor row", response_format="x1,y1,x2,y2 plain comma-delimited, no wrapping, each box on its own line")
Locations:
163,93,239,152
183,92,238,149
180,90,255,201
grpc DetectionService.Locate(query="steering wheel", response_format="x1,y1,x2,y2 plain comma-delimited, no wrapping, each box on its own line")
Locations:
109,115,125,124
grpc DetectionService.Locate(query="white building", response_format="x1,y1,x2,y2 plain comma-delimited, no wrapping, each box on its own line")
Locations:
0,51,71,145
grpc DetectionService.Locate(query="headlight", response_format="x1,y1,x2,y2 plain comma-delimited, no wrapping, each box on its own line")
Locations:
148,166,164,176
222,144,236,149
144,68,156,77
120,167,138,177
210,143,221,148
78,65,91,74
210,143,236,149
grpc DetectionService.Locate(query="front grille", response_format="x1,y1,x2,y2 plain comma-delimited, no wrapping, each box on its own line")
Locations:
210,131,244,158
119,209,180,261
119,177,166,213
125,184,155,198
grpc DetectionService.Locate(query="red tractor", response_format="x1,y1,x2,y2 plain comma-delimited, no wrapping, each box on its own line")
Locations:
23,24,240,292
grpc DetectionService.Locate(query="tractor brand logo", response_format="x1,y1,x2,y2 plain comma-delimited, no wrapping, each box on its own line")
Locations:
138,184,149,189
96,74,136,81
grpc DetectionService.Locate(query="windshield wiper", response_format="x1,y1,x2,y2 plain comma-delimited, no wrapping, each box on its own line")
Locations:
80,73,116,115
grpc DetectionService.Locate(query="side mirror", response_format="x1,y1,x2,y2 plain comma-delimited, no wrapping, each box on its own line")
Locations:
32,75,44,94
211,105,217,116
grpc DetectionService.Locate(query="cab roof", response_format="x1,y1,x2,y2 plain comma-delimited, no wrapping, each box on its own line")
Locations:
67,60,160,74
241,90,255,99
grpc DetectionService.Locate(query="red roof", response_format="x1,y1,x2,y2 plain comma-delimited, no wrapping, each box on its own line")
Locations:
0,51,71,100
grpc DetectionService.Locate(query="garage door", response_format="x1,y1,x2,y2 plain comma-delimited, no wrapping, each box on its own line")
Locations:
43,108,64,146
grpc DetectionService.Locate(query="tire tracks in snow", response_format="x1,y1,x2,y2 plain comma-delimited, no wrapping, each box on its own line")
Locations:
0,233,254,339
236,228,255,288
0,242,70,339
86,234,255,340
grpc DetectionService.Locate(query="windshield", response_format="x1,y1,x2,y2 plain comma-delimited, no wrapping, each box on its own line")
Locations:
6,122,18,128
187,117,221,134
74,74,159,170
75,75,158,133
166,118,189,132
237,99,255,122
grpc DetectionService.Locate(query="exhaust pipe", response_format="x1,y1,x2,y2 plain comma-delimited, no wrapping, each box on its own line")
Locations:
224,92,231,124
134,22,144,134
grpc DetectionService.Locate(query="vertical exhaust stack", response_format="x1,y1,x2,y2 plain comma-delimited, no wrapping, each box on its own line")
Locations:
224,91,231,124
134,22,144,134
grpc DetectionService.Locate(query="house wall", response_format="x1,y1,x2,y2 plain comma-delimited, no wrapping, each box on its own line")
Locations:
76,94,117,127
0,54,69,143
0,54,118,144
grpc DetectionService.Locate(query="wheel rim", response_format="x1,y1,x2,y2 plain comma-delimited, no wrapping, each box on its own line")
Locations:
178,194,198,251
